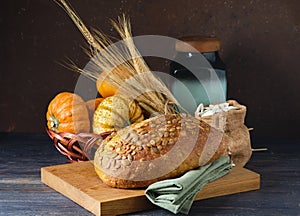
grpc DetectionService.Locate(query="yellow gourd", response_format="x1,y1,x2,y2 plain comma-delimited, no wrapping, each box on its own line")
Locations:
93,95,144,134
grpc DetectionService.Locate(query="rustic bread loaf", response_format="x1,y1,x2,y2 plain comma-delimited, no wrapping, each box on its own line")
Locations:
94,113,231,188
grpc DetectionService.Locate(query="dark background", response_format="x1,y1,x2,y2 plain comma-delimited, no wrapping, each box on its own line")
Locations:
1,0,299,141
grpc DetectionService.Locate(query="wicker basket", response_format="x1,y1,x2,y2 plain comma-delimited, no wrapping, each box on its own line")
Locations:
46,128,113,162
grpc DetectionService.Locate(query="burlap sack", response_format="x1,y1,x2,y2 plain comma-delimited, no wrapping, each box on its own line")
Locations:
199,100,252,167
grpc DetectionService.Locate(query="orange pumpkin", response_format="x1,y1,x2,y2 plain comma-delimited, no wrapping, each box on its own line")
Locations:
96,64,131,98
86,97,104,119
46,92,90,133
96,71,117,98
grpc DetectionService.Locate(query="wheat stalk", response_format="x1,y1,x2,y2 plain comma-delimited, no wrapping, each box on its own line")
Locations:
54,0,101,51
54,0,183,116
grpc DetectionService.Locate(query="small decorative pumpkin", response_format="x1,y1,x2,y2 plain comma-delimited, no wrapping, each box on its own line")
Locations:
96,64,131,98
46,92,90,133
93,95,144,134
96,71,117,98
86,98,104,119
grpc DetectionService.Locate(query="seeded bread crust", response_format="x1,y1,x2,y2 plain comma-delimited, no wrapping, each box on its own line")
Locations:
94,114,230,188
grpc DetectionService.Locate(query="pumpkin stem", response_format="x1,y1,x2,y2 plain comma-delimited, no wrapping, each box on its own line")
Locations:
50,114,60,132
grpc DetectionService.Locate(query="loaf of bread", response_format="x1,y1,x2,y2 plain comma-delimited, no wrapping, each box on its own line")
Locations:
94,113,231,188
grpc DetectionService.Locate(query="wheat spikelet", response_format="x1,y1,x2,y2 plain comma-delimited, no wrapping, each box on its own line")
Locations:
54,0,101,51
55,0,183,116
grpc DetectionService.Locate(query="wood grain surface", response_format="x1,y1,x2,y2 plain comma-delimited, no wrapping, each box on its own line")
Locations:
41,161,260,216
1,133,299,215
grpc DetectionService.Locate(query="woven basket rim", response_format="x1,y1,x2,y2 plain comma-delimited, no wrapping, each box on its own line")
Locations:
46,127,113,162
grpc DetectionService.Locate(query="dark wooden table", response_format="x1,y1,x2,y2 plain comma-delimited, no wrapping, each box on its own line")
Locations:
1,133,299,216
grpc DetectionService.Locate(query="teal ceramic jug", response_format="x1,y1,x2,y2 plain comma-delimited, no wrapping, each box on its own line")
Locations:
170,36,227,114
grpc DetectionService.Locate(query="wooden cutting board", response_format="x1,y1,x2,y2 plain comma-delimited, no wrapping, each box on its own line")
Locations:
41,161,260,216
